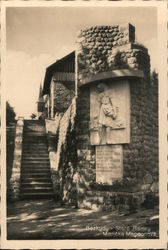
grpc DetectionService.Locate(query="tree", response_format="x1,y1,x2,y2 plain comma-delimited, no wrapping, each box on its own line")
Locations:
30,113,37,119
151,70,158,86
6,101,16,125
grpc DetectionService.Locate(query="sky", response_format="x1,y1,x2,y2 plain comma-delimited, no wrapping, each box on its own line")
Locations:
6,6,158,118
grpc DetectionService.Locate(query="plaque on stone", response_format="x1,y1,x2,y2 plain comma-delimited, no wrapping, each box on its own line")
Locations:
90,80,130,145
96,145,123,184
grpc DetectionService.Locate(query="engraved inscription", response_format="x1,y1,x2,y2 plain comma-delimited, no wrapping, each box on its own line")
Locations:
96,145,123,184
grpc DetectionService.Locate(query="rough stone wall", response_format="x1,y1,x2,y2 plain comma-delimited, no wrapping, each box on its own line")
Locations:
53,81,75,114
75,87,96,208
75,80,158,211
56,98,76,204
77,24,150,82
123,77,158,194
58,117,78,206
46,97,77,204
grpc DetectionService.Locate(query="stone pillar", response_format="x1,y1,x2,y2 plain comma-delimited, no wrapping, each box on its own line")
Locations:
9,117,24,201
75,24,158,211
50,80,55,119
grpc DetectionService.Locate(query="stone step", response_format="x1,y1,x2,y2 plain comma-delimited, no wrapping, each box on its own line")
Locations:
23,132,46,135
24,127,45,130
22,156,49,159
24,126,45,129
21,182,53,188
22,159,50,163
24,125,45,128
22,157,49,161
23,133,46,136
21,173,51,178
20,187,53,193
21,177,52,182
22,161,50,164
23,136,47,140
22,168,50,173
23,142,47,145
23,140,47,147
22,157,49,160
22,164,50,168
22,154,49,158
22,152,48,156
22,144,48,150
22,163,50,167
22,170,50,175
23,139,46,142
22,146,48,150
24,131,46,135
22,159,50,162
20,120,53,200
22,159,49,162
22,168,50,172
22,170,51,174
24,119,45,122
24,127,45,129
22,167,50,171
24,125,45,129
22,150,49,154
22,153,49,160
22,143,48,146
23,141,47,145
20,193,54,199
22,162,50,169
23,146,47,149
24,131,46,134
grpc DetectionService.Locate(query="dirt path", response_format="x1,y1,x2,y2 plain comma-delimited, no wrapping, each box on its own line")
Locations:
7,199,159,239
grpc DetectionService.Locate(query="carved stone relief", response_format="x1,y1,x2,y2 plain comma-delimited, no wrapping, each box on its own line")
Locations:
90,80,130,145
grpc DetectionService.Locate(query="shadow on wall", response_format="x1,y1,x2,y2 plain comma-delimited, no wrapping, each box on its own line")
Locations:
45,98,77,204
58,113,78,206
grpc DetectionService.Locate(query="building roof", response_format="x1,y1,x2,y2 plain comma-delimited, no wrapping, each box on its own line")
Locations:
42,51,75,96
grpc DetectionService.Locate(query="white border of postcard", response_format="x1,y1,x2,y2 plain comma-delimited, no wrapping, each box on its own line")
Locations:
1,1,167,249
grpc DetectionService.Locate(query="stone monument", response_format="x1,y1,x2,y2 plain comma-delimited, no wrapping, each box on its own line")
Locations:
74,23,158,210
47,23,158,211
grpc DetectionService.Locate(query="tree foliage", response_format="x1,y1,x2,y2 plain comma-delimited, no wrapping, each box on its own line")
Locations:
151,70,158,85
31,113,37,119
6,101,16,125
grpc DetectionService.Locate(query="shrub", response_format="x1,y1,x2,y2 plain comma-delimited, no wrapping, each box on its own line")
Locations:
6,101,16,125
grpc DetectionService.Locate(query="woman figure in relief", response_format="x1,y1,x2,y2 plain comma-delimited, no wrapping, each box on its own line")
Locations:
97,83,118,143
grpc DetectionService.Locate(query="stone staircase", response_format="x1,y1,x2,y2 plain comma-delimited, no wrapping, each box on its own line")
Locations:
20,120,53,199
